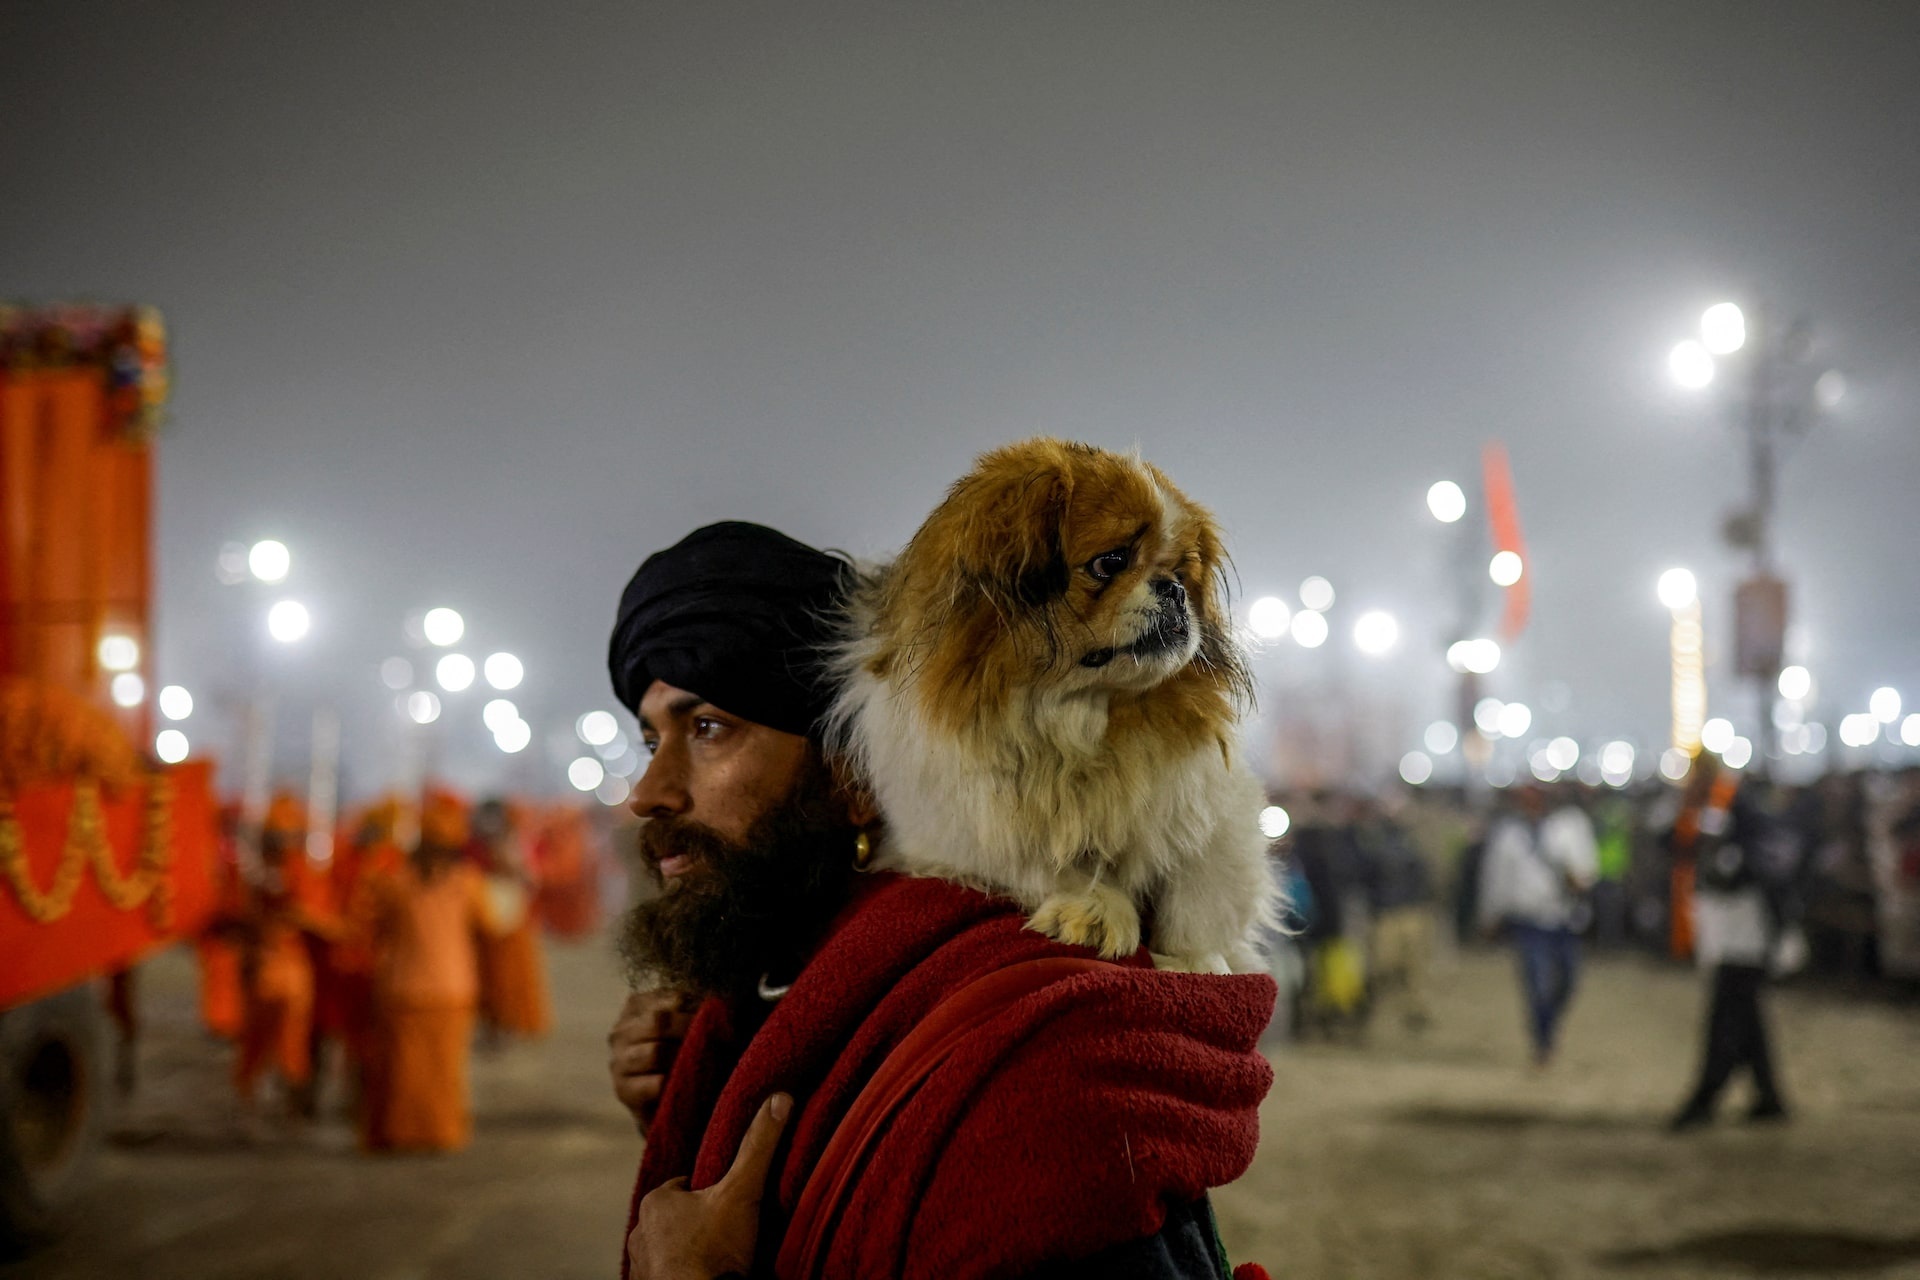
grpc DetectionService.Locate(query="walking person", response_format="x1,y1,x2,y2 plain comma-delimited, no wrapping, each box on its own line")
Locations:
1668,755,1790,1130
1476,784,1598,1067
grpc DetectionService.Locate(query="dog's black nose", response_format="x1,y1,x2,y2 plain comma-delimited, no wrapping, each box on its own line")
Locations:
1152,577,1186,605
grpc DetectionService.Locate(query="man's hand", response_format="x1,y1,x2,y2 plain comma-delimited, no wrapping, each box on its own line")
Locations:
609,989,698,1136
627,1094,792,1280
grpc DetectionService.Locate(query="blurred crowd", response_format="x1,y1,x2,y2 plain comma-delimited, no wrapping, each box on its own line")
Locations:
1265,764,1920,1043
185,789,619,1150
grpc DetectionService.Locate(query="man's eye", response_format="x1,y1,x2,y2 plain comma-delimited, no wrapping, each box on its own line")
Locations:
640,739,659,756
1087,549,1130,582
693,717,726,739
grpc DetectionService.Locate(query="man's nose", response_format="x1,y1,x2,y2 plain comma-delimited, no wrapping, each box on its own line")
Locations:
628,749,691,820
1152,576,1186,606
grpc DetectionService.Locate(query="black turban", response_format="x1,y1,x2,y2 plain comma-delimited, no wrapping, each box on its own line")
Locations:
608,521,851,738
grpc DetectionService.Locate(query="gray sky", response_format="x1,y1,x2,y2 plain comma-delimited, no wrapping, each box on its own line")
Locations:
6,2,1917,794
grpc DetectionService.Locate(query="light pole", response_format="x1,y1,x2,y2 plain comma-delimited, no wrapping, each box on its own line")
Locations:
1668,301,1839,768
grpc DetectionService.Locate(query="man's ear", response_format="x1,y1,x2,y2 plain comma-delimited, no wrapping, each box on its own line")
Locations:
828,755,880,828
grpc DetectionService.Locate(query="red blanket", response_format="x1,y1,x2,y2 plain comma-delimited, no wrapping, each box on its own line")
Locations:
623,873,1276,1279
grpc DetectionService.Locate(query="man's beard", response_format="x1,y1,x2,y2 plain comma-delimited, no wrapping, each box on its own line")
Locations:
617,755,858,999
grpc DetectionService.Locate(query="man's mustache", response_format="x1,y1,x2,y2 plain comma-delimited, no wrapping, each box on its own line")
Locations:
636,817,740,879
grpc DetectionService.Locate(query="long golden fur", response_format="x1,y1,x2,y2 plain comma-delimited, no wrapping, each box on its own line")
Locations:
832,438,1277,972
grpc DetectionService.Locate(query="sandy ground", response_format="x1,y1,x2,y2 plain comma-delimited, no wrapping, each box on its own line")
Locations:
8,935,1920,1279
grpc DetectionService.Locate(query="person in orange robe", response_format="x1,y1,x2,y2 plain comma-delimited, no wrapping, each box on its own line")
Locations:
327,798,409,1119
358,790,498,1153
196,804,248,1040
473,798,552,1041
231,794,336,1113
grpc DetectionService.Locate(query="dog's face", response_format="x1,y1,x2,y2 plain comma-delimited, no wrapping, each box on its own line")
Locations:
871,438,1251,727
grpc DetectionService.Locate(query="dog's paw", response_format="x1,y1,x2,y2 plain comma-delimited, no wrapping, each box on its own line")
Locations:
1028,884,1141,959
1148,950,1231,974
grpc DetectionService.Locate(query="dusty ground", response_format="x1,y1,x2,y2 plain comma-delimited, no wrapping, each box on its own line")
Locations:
8,936,1920,1279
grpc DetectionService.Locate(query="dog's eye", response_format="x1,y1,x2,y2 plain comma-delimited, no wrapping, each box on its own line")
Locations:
1086,549,1130,582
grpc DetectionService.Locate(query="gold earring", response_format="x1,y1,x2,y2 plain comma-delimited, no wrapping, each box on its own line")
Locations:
852,829,874,871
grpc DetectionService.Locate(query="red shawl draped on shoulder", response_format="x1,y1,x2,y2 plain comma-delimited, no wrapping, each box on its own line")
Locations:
622,873,1276,1279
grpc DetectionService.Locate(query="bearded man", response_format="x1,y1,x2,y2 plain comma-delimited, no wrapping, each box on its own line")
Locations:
606,521,1275,1280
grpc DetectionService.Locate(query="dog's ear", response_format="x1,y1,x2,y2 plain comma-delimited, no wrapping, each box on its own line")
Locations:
923,449,1074,609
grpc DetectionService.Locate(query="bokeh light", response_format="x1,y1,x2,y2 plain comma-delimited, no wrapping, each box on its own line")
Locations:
482,699,520,732
155,729,189,763
1497,701,1532,739
494,718,532,753
484,652,524,690
577,710,619,746
1659,747,1692,781
266,600,310,643
1248,596,1290,639
435,653,476,693
1299,576,1335,612
98,634,140,671
1869,686,1901,723
595,774,631,807
1777,665,1812,701
1424,721,1459,755
1488,550,1523,587
247,538,290,583
158,685,193,720
1700,302,1746,355
1352,610,1399,656
110,673,145,707
422,607,465,646
1426,480,1466,523
1258,805,1291,840
1447,638,1501,675
568,756,606,792
1656,568,1698,611
1669,339,1714,389
1722,736,1753,769
1289,609,1329,649
1700,717,1736,755
380,657,413,689
1398,751,1433,785
406,690,441,724
1473,697,1505,736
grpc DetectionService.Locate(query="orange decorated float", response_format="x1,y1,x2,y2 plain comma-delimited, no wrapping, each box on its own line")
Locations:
0,305,218,1242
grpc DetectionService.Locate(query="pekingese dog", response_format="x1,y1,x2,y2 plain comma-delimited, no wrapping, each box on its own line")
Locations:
831,438,1277,973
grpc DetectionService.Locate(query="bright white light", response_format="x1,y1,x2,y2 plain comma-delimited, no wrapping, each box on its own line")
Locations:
568,756,606,792
1488,550,1524,587
1258,805,1292,840
1669,339,1715,389
1529,750,1561,783
98,634,140,672
1248,596,1290,640
1424,721,1459,755
578,710,620,746
1777,665,1812,702
1473,697,1505,736
380,657,413,690
1299,576,1335,612
1289,610,1329,649
406,690,441,725
1659,748,1692,781
1399,751,1434,785
1700,302,1746,355
1352,610,1399,656
1839,714,1879,747
110,673,145,707
484,652,524,690
1546,736,1580,772
494,718,532,753
1426,480,1467,524
1901,714,1920,747
1600,741,1635,786
154,728,189,764
1722,736,1753,769
266,600,310,643
1815,370,1846,409
1656,568,1698,611
248,539,291,584
158,685,192,720
1700,717,1735,755
482,699,520,733
1498,702,1533,739
1447,638,1501,675
596,774,631,807
1869,686,1901,723
435,653,476,693
422,607,465,647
